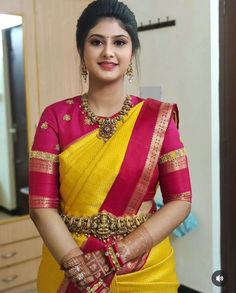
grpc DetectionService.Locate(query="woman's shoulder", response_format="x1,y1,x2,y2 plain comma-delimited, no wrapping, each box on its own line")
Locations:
136,96,176,108
43,95,81,114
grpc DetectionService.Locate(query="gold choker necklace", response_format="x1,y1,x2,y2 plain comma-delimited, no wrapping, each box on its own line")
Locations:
81,94,132,142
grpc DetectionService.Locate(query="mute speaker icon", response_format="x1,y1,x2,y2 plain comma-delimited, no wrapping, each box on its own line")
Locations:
212,270,226,286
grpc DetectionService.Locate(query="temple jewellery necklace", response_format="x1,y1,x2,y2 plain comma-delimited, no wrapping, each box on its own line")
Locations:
81,93,132,142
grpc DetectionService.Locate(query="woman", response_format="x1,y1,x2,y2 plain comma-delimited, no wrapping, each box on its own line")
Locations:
29,0,192,292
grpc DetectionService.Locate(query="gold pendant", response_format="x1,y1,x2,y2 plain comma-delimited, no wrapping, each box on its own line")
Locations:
98,120,116,142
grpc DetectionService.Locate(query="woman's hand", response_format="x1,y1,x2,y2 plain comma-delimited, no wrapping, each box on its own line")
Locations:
116,225,153,264
61,248,112,291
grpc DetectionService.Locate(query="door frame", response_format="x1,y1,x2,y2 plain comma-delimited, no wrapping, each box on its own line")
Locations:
219,0,236,291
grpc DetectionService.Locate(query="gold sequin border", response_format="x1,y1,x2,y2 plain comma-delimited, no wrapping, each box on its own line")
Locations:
160,155,188,174
159,148,186,164
29,195,59,208
29,158,58,175
29,150,59,163
165,191,192,203
125,102,174,214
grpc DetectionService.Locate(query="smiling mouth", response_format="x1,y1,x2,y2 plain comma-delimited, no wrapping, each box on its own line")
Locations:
98,62,118,70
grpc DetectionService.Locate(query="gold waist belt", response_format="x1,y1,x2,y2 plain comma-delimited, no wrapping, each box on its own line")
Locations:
61,212,151,240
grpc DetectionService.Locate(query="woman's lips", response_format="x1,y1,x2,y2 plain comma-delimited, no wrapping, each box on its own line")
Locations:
98,62,118,71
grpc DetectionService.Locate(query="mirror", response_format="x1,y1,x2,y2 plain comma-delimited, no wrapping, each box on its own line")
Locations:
0,14,29,219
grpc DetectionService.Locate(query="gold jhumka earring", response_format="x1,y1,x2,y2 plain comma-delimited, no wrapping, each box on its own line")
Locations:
81,62,88,82
126,61,134,83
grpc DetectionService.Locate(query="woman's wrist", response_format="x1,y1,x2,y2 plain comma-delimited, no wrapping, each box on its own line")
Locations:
116,224,153,263
60,247,83,269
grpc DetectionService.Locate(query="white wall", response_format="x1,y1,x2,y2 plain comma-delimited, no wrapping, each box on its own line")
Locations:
123,1,220,292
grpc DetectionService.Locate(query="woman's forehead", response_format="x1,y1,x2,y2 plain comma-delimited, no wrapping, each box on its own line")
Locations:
87,18,130,38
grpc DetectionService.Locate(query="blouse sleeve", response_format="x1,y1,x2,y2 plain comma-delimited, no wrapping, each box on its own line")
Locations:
29,106,60,209
158,116,192,204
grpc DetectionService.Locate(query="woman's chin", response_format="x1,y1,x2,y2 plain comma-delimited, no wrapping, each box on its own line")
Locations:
91,73,124,84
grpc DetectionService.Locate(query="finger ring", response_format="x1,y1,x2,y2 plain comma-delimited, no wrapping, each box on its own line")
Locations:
67,267,77,277
77,279,87,288
75,265,81,272
77,272,85,281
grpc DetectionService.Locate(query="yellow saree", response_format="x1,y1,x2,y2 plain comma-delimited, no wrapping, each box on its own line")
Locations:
37,100,179,293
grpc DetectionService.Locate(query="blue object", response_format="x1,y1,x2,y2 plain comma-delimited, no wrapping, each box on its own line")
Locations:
156,199,198,238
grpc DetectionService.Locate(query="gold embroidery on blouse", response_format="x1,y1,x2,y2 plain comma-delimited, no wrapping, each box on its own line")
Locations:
41,122,48,129
29,158,57,175
159,148,186,164
29,151,59,163
63,114,71,121
166,191,192,202
66,99,74,104
84,117,92,125
29,195,59,208
161,156,187,174
55,144,60,151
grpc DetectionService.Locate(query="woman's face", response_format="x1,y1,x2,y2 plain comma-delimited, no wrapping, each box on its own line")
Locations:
83,17,133,84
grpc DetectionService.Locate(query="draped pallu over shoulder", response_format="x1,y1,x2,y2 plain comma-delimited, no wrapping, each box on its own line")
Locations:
80,99,179,291
59,99,177,218
101,98,178,216
59,101,144,217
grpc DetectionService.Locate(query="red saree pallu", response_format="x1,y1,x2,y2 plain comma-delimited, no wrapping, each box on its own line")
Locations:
29,96,191,293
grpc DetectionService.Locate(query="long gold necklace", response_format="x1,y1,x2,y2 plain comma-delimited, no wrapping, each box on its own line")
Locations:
81,94,132,142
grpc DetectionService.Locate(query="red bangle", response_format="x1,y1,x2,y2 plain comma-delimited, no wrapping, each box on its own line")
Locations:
111,242,125,267
104,242,125,271
85,278,107,293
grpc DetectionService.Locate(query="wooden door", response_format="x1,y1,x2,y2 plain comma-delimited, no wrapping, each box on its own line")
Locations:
220,0,236,292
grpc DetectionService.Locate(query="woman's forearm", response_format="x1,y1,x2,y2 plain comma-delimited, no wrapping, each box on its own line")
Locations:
118,201,191,263
30,208,80,264
144,200,191,246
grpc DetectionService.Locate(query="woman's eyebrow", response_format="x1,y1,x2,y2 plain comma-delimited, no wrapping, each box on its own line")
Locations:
88,34,129,40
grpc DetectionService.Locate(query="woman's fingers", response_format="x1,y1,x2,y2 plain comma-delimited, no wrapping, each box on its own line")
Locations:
100,288,110,293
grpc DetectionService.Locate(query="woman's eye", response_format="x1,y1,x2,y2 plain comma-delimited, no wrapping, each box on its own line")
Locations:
114,40,127,47
90,40,103,46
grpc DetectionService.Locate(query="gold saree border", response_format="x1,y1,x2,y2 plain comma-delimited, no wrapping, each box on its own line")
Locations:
30,150,59,163
159,147,186,164
29,158,57,175
160,156,188,174
29,195,59,208
125,103,174,214
165,191,192,202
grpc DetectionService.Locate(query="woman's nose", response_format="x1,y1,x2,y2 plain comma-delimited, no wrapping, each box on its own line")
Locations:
102,43,114,58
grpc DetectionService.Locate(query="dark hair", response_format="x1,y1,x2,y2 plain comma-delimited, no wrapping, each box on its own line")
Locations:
76,0,140,60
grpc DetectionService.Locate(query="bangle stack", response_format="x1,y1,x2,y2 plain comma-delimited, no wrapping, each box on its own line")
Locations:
104,242,125,271
60,254,87,286
60,256,81,271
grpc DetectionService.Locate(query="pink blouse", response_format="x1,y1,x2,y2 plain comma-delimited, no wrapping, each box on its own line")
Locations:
29,96,192,209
